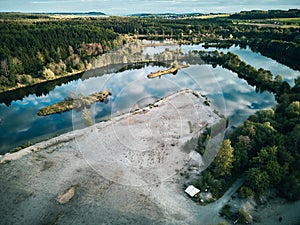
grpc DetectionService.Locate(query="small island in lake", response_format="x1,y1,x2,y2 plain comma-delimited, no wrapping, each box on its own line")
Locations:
38,90,111,116
147,62,179,79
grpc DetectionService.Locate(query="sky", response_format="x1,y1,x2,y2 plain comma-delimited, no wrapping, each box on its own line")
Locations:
0,0,299,15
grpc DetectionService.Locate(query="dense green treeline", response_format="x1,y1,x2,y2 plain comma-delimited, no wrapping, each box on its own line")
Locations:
0,12,50,20
195,83,300,201
0,20,120,91
231,78,300,200
193,51,300,203
229,9,300,19
94,16,205,36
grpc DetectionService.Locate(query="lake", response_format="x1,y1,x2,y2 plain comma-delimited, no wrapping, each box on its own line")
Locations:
0,43,298,154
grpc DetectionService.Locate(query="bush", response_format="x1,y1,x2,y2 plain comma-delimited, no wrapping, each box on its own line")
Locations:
239,186,254,198
239,207,252,224
42,68,55,80
17,74,34,85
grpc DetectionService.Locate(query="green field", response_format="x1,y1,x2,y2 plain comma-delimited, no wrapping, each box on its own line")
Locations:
233,17,300,26
276,17,300,24
195,14,230,19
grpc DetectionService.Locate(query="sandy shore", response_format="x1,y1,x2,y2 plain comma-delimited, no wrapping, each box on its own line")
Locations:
0,89,230,225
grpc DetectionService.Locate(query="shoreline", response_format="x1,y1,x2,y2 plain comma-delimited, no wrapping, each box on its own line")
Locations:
0,70,84,94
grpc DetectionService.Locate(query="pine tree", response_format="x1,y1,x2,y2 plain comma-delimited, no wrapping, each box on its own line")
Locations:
214,139,234,177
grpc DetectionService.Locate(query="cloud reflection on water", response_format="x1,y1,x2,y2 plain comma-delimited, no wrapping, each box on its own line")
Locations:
0,43,293,154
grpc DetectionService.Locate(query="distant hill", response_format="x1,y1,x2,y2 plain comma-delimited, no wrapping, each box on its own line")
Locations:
129,12,203,18
47,12,106,16
0,12,106,19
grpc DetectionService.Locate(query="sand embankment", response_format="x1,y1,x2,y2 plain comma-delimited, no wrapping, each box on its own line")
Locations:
0,90,227,225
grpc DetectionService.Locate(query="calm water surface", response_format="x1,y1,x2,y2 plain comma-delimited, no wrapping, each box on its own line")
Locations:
0,44,298,154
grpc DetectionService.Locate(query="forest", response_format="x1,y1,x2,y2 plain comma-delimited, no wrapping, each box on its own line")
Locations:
194,51,300,208
1,10,300,92
0,19,121,92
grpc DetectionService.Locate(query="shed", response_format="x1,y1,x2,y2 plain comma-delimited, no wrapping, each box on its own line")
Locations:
185,185,200,197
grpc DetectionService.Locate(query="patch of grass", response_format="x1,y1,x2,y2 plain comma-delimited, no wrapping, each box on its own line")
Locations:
232,17,300,26
196,14,230,19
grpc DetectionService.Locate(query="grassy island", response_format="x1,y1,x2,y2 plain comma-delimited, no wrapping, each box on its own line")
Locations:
38,90,111,116
147,62,179,79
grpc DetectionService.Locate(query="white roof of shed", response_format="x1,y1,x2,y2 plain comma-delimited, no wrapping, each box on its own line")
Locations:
185,185,200,197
